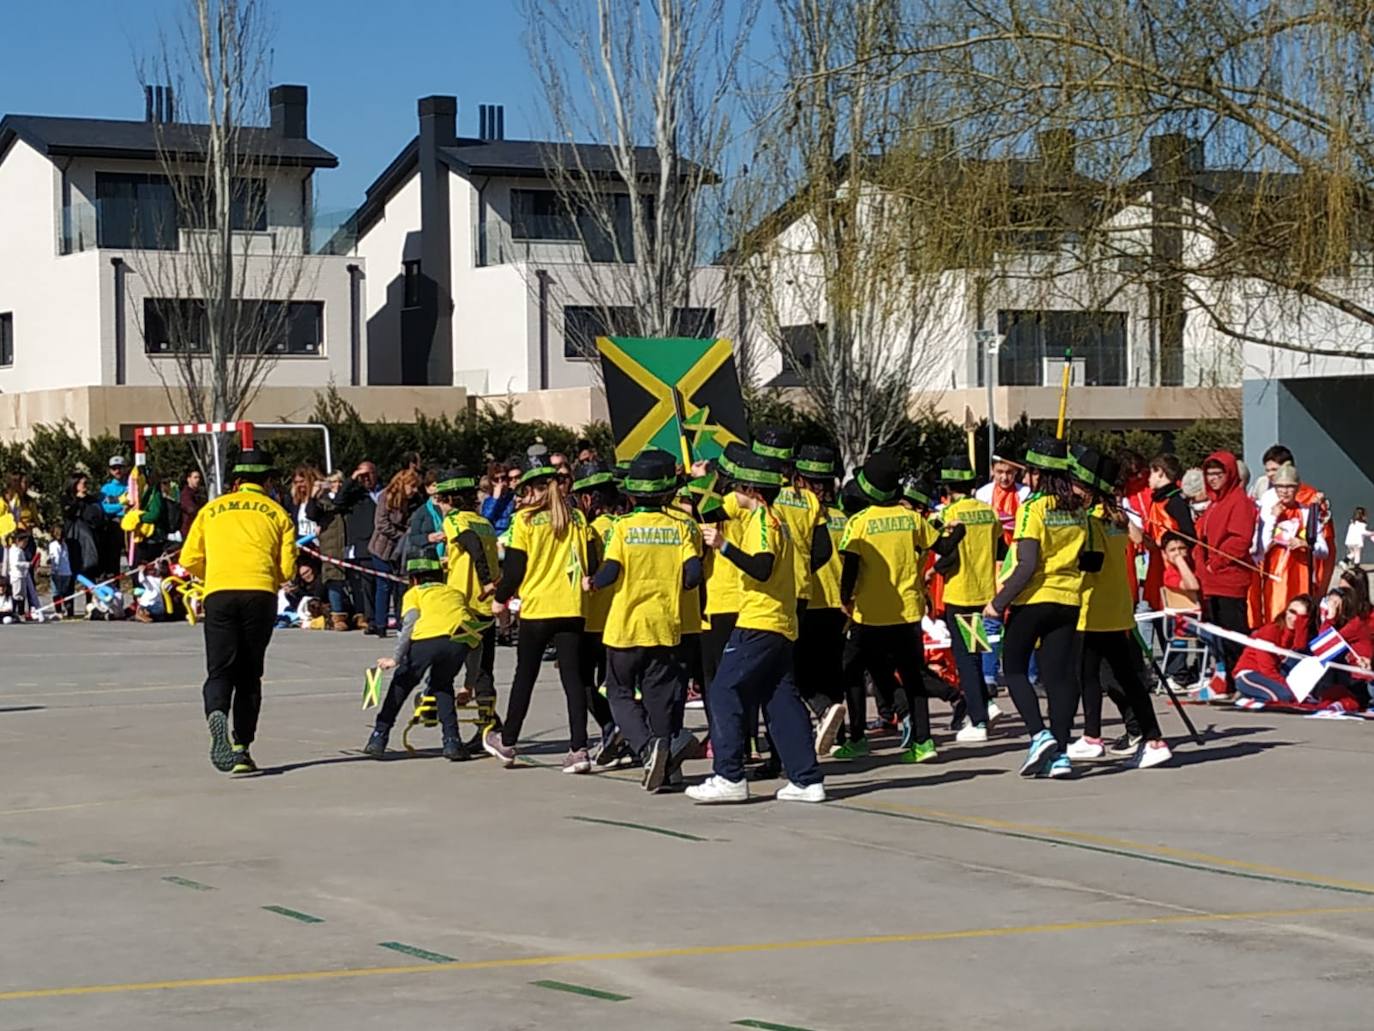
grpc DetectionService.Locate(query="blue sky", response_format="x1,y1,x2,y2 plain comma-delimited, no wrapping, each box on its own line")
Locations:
0,0,557,213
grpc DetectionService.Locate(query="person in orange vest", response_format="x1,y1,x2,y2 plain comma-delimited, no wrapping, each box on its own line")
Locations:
1254,462,1330,625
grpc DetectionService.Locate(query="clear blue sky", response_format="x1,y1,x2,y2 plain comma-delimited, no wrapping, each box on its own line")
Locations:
0,0,550,214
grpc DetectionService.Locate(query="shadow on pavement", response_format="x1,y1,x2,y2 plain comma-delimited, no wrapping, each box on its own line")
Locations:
0,705,45,714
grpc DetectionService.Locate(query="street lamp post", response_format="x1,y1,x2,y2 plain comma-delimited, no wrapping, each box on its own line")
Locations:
974,328,1002,463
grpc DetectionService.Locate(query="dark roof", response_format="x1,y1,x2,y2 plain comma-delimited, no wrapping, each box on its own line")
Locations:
0,114,338,169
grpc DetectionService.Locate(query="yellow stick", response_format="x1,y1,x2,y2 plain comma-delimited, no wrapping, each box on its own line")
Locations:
1055,348,1072,439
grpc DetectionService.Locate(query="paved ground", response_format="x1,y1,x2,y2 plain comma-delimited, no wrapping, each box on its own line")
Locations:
2,621,1374,1030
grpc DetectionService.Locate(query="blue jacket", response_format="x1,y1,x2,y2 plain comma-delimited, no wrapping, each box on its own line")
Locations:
481,491,516,534
100,478,128,518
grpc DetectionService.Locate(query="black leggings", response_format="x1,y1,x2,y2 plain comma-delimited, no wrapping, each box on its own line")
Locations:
843,623,950,744
1003,602,1080,750
795,606,847,715
500,616,590,749
1080,630,1159,741
1205,595,1249,693
578,631,615,729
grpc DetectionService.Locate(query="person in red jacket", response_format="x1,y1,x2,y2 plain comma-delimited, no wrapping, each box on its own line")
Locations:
1233,595,1311,702
1194,451,1259,700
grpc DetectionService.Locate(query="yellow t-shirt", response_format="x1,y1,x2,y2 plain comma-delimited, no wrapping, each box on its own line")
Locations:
601,508,698,648
665,508,705,633
940,495,1001,608
733,503,798,640
774,486,824,601
443,509,499,616
809,506,848,610
1011,496,1088,608
179,484,297,596
839,503,939,625
703,492,747,616
509,506,588,620
584,512,618,634
401,582,474,642
1078,510,1134,632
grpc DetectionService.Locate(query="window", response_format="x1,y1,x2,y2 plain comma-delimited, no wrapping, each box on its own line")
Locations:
0,313,13,367
512,188,651,262
994,310,1127,387
96,173,178,250
768,323,824,385
181,177,269,232
671,307,716,339
144,299,323,356
403,260,422,308
562,306,718,359
511,189,578,241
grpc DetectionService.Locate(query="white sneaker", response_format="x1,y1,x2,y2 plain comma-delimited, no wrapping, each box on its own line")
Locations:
686,775,749,804
1135,740,1172,769
955,720,988,743
776,781,826,803
1066,736,1106,760
986,701,1003,724
814,703,846,756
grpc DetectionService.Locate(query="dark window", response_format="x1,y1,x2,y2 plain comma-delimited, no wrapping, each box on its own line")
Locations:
511,189,578,241
563,305,639,359
0,312,13,367
670,307,716,339
96,172,178,250
995,310,1127,387
513,189,650,263
403,260,422,308
281,301,324,355
771,323,824,385
180,177,269,232
144,299,323,356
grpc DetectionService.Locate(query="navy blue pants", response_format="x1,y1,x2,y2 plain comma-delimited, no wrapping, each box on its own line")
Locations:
707,628,821,787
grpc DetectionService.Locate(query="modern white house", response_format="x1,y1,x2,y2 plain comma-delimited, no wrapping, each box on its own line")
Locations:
342,95,726,425
0,85,458,442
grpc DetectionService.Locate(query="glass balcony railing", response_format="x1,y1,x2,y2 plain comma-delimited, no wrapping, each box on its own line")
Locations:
58,200,355,258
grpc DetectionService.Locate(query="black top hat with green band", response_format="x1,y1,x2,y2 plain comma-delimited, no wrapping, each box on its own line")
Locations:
721,441,787,488
572,459,616,493
938,454,976,485
751,425,795,462
612,459,632,483
623,449,680,496
903,476,935,507
406,556,443,573
1024,436,1070,472
519,453,558,485
856,453,901,504
1069,446,1119,494
795,443,837,479
232,448,276,476
434,467,476,493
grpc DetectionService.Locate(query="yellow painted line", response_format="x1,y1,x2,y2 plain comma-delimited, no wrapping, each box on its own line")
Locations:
2,904,1371,1002
845,799,1374,896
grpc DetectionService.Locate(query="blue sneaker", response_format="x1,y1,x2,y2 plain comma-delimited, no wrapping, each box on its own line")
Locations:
1019,730,1057,777
1046,753,1073,778
899,715,913,749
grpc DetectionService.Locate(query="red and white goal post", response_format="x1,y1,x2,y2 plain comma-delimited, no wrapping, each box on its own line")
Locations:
132,421,255,498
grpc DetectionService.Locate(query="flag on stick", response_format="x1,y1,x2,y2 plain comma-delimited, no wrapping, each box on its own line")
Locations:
955,613,992,652
362,666,384,710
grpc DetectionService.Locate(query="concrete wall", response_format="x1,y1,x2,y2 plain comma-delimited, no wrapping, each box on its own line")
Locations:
475,385,609,429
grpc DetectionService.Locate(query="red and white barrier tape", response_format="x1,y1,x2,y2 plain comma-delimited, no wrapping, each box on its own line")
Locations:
299,545,410,584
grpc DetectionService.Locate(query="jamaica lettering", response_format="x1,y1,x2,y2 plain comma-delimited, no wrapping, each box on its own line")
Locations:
208,499,280,517
623,525,684,546
866,514,916,534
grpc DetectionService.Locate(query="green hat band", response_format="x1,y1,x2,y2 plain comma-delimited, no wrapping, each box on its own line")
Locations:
572,471,616,492
233,464,272,474
435,477,476,493
623,476,677,494
940,468,976,482
752,441,793,460
1025,449,1069,471
519,465,558,485
904,486,931,505
1069,459,1112,493
721,454,785,487
795,459,834,476
857,470,898,504
406,558,443,572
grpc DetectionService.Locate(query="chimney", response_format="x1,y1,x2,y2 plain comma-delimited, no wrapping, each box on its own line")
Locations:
1036,129,1075,181
416,95,456,385
478,104,506,141
1148,132,1203,183
145,84,175,123
145,85,154,122
270,84,309,139
419,94,458,148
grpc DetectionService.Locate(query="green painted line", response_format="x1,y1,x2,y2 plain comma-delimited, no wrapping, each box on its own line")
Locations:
834,803,1374,899
262,905,324,924
162,875,215,891
733,1021,820,1031
1,836,37,847
567,815,706,843
79,855,127,865
530,979,630,1001
377,942,455,963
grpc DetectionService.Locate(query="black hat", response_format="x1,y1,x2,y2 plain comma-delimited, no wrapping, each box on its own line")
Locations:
751,425,795,463
938,455,976,485
1025,436,1070,472
903,476,935,507
572,459,615,493
856,453,901,504
1069,446,1120,494
434,467,476,494
612,459,632,483
519,452,558,486
795,443,837,480
720,441,787,488
231,448,276,476
623,449,680,496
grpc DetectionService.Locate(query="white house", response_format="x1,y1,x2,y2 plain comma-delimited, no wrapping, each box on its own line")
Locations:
343,96,726,425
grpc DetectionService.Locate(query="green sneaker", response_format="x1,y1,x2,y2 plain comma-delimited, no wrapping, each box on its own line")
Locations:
901,738,937,764
831,738,870,760
231,744,258,774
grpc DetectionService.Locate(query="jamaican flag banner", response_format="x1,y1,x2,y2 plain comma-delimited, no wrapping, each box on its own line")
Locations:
596,336,747,463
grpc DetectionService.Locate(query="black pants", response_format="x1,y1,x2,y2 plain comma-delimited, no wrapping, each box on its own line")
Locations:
347,565,374,624
201,590,277,747
1079,630,1156,740
702,613,737,689
1003,602,1080,750
843,623,948,744
1205,595,1249,693
796,606,847,715
376,636,471,737
605,645,686,755
463,623,497,702
578,631,615,729
501,616,590,749
945,603,992,727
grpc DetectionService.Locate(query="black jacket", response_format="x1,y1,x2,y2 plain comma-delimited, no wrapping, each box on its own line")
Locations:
336,479,378,558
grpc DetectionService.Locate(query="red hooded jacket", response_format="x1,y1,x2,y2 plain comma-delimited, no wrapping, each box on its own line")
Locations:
1194,451,1258,599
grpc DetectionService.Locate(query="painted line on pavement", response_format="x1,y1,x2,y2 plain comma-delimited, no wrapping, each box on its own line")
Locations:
530,979,630,1001
836,799,1374,898
567,815,706,842
3,903,1371,1002
162,876,215,892
377,942,455,963
78,855,127,866
0,835,37,846
733,1020,819,1031
262,906,324,924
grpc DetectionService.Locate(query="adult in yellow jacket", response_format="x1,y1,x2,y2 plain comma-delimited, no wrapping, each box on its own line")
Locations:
179,450,297,774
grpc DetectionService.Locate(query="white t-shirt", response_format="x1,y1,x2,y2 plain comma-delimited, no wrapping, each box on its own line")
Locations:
1347,520,1369,548
48,540,71,577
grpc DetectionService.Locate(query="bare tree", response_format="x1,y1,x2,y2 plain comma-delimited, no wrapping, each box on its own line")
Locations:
133,0,314,460
521,0,757,371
